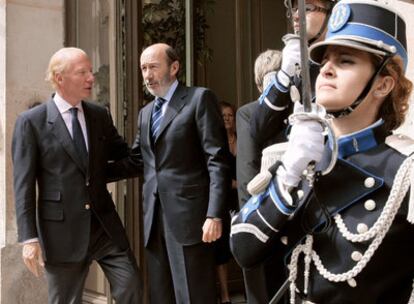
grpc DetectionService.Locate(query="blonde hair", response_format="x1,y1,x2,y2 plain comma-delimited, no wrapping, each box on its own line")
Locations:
254,49,282,93
45,47,87,89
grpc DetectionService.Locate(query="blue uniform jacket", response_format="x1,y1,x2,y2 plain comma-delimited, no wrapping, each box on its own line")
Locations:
230,122,414,303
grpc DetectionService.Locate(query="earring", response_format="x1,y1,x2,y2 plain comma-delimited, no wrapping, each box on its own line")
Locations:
373,91,381,98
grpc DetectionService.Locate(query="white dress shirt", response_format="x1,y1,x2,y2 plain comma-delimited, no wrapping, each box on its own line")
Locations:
53,93,89,151
157,79,179,116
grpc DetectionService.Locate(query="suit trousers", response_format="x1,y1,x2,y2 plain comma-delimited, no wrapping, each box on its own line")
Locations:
44,214,142,304
145,202,217,304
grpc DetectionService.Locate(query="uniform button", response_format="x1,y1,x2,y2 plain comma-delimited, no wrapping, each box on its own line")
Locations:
351,251,362,262
364,199,376,211
347,278,357,288
280,236,288,245
364,177,375,188
357,223,368,234
85,203,90,210
297,190,304,200
85,181,90,186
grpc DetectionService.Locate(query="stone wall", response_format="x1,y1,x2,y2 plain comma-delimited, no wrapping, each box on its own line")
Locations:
394,0,414,135
0,0,64,303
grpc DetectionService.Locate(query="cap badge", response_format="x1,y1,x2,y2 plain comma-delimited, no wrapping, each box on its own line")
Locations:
329,3,351,33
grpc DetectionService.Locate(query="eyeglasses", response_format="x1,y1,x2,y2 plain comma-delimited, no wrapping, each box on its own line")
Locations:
292,3,328,14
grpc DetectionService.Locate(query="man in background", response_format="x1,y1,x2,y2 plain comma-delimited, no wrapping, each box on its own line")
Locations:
236,49,283,304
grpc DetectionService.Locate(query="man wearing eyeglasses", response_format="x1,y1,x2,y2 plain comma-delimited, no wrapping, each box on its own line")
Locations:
234,1,337,303
250,0,336,145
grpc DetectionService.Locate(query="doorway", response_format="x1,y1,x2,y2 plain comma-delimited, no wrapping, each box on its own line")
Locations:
64,0,288,302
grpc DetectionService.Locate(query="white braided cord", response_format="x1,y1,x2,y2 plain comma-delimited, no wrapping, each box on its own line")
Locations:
287,155,414,303
303,235,313,295
288,242,305,304
334,156,413,242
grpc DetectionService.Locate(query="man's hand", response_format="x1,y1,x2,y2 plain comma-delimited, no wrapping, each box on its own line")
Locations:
202,218,222,243
231,179,238,189
22,242,44,277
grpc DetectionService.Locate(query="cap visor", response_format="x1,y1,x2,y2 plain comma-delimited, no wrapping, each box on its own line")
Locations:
309,38,387,64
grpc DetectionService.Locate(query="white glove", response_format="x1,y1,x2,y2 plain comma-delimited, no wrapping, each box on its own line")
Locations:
277,34,301,88
279,119,324,187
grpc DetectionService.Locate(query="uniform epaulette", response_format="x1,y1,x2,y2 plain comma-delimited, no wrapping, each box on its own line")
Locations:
385,133,414,156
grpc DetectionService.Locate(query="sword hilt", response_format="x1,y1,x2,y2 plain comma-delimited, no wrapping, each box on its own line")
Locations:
289,104,338,184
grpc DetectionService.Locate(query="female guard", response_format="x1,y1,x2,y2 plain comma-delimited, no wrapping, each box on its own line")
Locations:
230,1,414,303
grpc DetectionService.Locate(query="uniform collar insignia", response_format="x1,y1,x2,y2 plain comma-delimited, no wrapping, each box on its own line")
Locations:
337,120,386,158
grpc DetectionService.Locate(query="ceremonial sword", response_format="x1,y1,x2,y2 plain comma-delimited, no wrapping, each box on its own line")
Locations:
291,0,338,182
269,1,338,303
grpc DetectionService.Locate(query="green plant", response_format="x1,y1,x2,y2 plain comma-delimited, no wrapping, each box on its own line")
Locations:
142,0,215,82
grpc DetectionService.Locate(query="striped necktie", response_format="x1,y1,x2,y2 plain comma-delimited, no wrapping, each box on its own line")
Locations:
151,97,166,141
69,107,88,165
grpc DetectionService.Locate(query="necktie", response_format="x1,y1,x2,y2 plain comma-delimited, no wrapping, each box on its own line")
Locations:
151,97,166,141
69,107,88,164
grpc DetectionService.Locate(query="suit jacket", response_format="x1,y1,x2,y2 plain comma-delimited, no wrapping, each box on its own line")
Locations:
117,83,229,246
12,98,131,263
236,101,288,208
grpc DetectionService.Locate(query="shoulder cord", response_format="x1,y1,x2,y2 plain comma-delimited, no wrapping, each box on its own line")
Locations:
288,154,414,304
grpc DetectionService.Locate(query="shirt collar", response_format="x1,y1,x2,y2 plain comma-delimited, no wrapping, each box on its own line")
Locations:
158,79,179,102
336,119,386,159
53,92,84,114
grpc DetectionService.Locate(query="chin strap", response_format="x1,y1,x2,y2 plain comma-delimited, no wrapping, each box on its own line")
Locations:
328,55,392,118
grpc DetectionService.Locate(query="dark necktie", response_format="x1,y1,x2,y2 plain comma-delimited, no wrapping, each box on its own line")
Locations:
151,97,166,141
69,107,88,164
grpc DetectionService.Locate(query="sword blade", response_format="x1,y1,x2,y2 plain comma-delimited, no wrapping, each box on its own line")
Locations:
298,0,313,113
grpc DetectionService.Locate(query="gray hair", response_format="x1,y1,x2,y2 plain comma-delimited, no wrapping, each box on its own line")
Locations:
45,47,88,89
254,49,282,93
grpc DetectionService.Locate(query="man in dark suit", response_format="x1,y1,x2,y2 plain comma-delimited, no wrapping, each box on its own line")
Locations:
236,50,287,304
12,47,142,304
237,50,283,208
118,43,228,303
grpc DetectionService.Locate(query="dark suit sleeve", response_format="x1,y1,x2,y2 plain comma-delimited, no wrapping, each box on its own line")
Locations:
106,110,143,182
12,114,38,242
250,89,292,145
236,103,262,208
195,89,229,219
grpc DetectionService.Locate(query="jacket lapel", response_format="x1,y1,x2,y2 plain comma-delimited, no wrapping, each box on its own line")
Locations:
313,158,384,220
47,99,88,174
142,104,152,146
155,84,188,143
142,104,156,164
139,101,154,152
